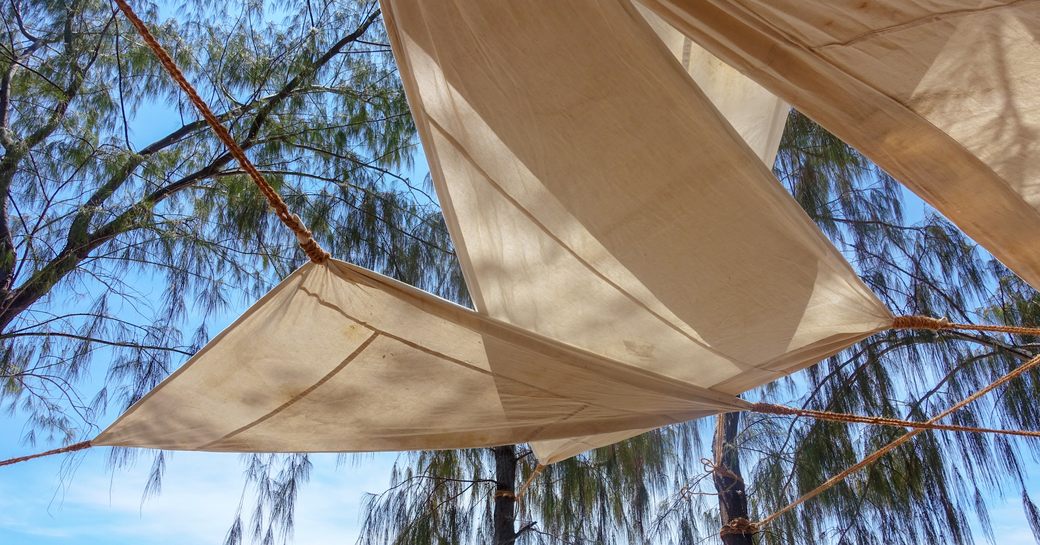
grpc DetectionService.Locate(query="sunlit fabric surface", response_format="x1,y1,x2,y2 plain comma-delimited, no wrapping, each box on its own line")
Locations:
636,4,790,168
380,0,891,462
98,0,908,463
640,0,1040,289
96,261,749,452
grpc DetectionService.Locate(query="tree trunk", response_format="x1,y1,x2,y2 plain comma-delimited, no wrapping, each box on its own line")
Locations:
713,412,754,545
493,445,518,545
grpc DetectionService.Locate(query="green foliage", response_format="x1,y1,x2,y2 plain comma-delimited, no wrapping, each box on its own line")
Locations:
6,1,1040,543
359,424,711,545
0,3,461,542
728,111,1040,545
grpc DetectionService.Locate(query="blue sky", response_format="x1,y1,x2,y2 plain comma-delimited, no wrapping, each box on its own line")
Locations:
2,158,1038,544
3,4,1040,545
0,80,411,543
0,442,398,545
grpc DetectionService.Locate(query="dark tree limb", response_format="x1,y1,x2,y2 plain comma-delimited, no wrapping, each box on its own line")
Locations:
714,412,754,545
493,445,518,545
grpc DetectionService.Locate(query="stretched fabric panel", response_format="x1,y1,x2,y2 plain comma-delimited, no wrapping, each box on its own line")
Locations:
639,0,1040,289
95,260,747,452
380,0,892,463
636,5,789,167
536,6,792,462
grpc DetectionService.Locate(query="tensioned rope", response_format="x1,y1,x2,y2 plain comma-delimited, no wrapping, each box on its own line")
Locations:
513,463,546,516
749,351,1040,532
0,440,93,467
3,0,1040,538
112,0,329,264
749,402,1040,439
517,463,545,500
716,315,1040,537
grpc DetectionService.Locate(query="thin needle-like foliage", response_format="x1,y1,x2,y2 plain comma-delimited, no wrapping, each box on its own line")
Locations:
4,1,1040,544
358,110,1040,545
0,1,461,542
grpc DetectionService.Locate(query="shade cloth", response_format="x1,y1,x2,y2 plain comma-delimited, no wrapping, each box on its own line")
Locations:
97,0,900,463
639,0,1040,289
636,4,789,168
537,5,791,461
380,0,892,462
95,260,749,452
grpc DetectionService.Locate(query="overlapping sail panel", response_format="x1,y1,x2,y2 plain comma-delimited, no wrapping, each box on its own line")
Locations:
636,5,789,168
380,0,892,462
639,0,1040,289
96,260,747,452
539,5,791,463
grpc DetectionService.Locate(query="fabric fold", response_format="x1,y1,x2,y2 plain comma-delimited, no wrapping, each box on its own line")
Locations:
639,0,1040,290
96,261,749,453
380,0,891,463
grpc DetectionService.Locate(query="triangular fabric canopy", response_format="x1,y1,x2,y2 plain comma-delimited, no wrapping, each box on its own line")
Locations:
95,260,747,452
99,0,898,464
379,0,891,462
639,0,1040,289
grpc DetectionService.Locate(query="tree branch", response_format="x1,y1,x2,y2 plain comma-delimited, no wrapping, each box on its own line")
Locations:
0,331,193,356
240,8,382,145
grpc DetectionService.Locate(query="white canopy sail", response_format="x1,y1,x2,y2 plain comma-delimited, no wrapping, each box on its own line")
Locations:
96,260,748,452
98,0,899,463
380,0,891,462
640,0,1040,289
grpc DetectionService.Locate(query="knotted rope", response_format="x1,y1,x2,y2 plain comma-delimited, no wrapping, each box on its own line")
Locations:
112,0,329,263
719,517,757,537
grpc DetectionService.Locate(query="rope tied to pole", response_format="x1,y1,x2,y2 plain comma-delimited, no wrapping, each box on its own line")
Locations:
112,0,330,264
719,517,758,537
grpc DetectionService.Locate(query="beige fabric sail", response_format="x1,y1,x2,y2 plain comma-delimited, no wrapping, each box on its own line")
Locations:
380,0,892,463
95,260,749,452
636,5,789,167
538,6,790,461
639,0,1040,289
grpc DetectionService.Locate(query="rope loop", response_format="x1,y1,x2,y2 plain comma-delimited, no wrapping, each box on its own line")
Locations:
719,517,758,537
892,315,951,330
